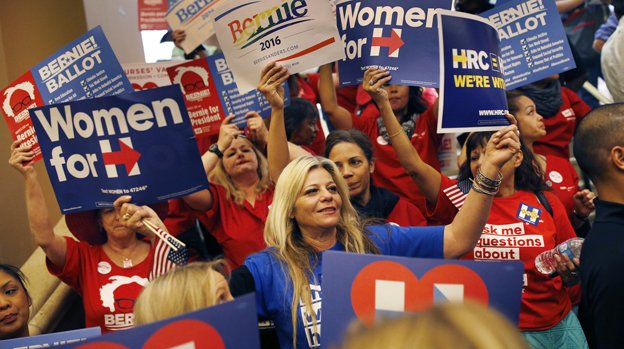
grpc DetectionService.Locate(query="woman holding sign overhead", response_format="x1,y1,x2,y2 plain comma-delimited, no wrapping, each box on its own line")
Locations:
9,141,184,333
227,63,521,349
181,112,278,269
366,68,588,348
318,63,443,215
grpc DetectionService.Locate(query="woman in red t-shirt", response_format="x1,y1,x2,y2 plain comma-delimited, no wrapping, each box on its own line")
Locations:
182,113,274,269
318,63,443,213
9,141,180,333
507,90,595,236
366,67,588,347
517,76,592,159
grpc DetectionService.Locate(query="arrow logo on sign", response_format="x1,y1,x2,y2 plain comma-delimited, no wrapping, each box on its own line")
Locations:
101,138,141,176
371,28,404,57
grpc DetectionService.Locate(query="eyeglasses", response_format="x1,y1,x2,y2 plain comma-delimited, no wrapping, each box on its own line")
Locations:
114,298,135,310
12,95,33,113
183,80,207,92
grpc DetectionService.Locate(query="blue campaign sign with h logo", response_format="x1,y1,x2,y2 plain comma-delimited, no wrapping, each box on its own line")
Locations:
62,294,260,349
437,10,510,133
322,251,523,348
30,85,209,213
336,0,452,87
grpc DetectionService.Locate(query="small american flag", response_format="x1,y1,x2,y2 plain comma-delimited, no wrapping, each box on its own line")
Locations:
443,179,471,209
149,231,188,280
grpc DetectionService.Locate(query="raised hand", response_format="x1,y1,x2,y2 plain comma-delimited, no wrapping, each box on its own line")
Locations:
9,141,35,176
257,62,289,109
245,111,268,146
172,30,186,48
483,115,521,171
114,195,166,237
217,115,243,152
362,67,392,105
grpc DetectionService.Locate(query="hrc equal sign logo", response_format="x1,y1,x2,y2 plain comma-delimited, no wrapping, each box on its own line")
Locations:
375,280,405,318
374,280,465,318
433,283,464,303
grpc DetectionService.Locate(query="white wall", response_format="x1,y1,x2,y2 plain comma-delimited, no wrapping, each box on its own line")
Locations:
82,0,146,64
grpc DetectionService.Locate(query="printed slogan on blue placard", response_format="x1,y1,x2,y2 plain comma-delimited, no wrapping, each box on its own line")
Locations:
322,251,524,348
482,0,575,88
63,294,260,349
32,25,133,105
336,0,453,87
437,10,509,133
206,52,290,126
30,85,209,213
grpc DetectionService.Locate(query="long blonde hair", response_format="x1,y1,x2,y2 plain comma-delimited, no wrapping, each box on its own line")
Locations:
209,137,271,205
341,301,529,349
264,156,378,346
133,261,228,326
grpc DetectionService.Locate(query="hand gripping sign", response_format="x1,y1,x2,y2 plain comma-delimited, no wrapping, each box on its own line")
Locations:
166,0,225,54
61,294,260,349
437,10,509,133
336,0,453,87
481,0,575,89
29,85,208,213
322,251,524,347
212,0,345,93
1,26,133,163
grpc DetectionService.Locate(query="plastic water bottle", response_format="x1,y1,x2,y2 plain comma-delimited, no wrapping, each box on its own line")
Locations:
534,237,584,275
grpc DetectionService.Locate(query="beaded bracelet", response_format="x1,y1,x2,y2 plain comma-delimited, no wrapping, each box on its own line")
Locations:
476,168,503,188
472,181,498,196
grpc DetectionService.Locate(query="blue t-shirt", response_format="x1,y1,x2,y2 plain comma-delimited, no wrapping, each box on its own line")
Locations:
244,224,444,349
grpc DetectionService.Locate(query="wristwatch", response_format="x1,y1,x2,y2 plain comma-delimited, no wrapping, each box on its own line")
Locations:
209,143,224,158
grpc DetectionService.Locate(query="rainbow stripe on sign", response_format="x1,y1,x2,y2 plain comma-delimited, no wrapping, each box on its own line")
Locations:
218,0,311,49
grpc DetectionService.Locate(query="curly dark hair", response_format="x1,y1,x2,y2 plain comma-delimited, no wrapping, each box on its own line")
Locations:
458,131,547,192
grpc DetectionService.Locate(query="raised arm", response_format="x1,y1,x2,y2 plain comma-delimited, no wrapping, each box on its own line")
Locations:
318,63,353,130
9,141,67,268
363,68,442,204
442,125,521,258
257,62,291,181
182,115,242,211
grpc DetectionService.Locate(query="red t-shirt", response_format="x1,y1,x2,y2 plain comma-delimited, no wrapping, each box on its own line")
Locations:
544,154,581,218
47,237,152,333
353,107,442,212
429,176,577,330
198,183,273,268
534,87,591,159
387,197,428,226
